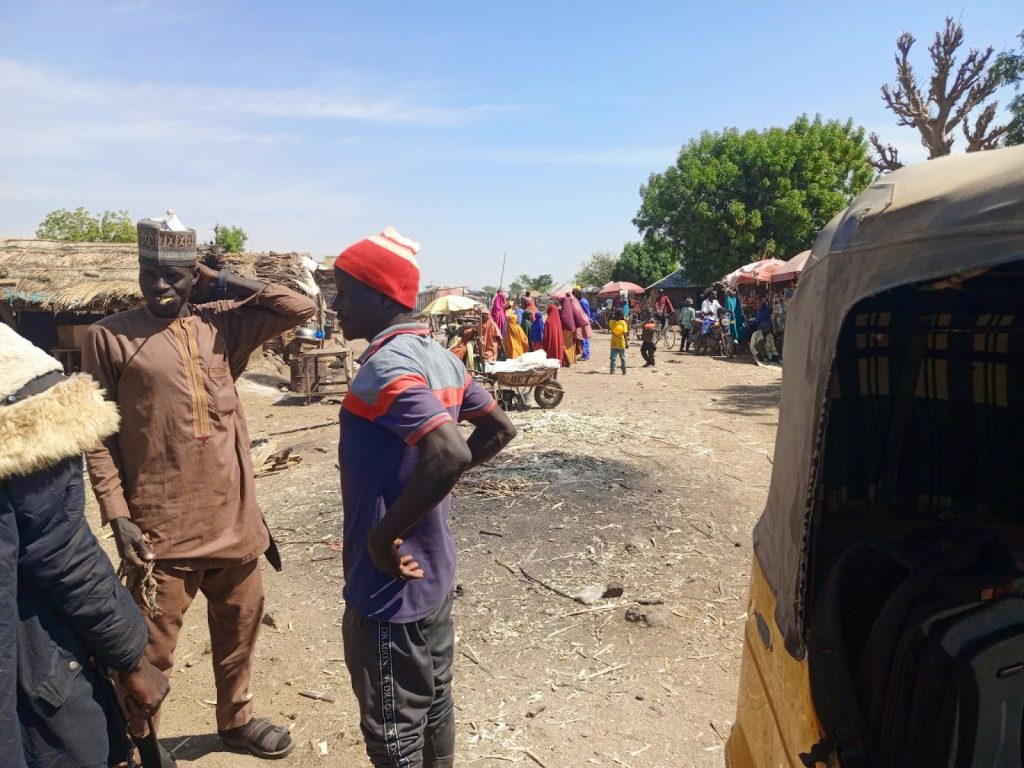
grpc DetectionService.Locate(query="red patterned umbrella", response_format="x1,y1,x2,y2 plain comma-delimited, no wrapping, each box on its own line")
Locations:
770,250,812,283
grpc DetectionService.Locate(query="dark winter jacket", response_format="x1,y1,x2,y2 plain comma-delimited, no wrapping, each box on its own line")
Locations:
0,330,147,768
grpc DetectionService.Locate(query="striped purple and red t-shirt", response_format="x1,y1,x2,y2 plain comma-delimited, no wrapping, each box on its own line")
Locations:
339,323,495,623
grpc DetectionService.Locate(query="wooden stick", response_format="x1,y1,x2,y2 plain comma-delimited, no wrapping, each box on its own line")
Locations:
582,662,628,680
298,690,336,703
521,747,550,767
265,420,337,437
519,567,576,601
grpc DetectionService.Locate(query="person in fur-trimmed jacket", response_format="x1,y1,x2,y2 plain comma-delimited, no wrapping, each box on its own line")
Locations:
0,324,169,768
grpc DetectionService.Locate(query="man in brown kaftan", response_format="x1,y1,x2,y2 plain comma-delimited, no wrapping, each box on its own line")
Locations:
82,211,316,760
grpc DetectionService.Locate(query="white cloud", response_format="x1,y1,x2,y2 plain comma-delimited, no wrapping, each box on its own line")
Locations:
446,144,679,168
0,58,523,134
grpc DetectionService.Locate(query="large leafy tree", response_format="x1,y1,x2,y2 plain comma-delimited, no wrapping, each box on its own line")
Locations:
870,18,1012,170
575,250,617,289
508,273,555,295
994,30,1024,146
634,114,873,285
611,241,679,288
36,207,135,242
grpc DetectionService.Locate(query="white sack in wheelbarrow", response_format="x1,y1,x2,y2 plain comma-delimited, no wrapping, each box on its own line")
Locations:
484,350,560,374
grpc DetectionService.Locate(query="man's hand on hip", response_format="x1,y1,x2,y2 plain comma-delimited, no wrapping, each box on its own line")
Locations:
368,531,425,581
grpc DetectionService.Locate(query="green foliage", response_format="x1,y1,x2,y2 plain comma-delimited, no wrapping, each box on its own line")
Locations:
215,224,248,253
611,241,679,288
994,30,1024,146
36,207,136,243
508,274,555,295
634,114,874,285
481,285,498,300
575,250,617,289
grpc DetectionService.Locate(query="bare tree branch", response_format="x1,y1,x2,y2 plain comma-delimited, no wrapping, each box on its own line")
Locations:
963,104,1009,151
876,17,1007,160
868,132,904,172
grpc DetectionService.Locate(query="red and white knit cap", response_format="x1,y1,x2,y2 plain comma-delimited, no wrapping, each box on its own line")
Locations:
334,227,421,309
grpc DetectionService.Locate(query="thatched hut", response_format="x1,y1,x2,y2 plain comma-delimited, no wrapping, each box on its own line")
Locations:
0,238,320,371
0,238,142,370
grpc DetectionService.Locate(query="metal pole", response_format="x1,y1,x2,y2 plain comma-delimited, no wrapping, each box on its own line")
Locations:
498,250,507,291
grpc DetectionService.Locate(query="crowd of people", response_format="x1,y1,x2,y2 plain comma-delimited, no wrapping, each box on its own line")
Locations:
590,284,795,369
1,210,808,768
668,285,793,365
446,286,595,371
445,281,795,375
0,219,518,768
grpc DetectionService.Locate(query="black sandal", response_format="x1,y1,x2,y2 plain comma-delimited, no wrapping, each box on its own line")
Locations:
219,717,294,759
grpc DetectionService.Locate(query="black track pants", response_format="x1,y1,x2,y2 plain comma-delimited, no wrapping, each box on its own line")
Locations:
343,592,455,767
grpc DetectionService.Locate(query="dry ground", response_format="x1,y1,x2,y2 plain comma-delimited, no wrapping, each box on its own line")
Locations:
86,332,783,768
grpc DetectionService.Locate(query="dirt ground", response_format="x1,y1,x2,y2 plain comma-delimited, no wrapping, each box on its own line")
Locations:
86,331,783,768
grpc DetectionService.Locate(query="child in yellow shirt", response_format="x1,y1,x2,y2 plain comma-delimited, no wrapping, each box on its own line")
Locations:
608,309,628,375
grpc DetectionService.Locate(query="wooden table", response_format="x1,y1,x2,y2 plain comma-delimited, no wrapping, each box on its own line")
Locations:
51,347,81,374
289,348,353,405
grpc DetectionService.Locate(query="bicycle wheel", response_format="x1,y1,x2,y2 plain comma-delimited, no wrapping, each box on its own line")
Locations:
662,325,677,350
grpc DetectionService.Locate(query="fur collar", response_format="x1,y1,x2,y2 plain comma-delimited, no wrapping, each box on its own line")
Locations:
0,324,63,397
0,374,119,482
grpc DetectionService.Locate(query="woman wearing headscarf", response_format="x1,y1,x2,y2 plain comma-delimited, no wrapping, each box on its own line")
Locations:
725,289,745,343
490,291,507,335
755,299,772,330
522,293,538,316
503,308,529,359
574,287,593,361
559,293,591,366
478,309,502,363
520,309,533,342
529,310,545,352
542,303,564,364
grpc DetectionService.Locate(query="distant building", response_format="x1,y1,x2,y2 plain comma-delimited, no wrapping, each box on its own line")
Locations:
646,267,704,310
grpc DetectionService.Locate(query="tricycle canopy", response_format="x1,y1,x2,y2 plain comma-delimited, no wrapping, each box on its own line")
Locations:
753,145,1024,658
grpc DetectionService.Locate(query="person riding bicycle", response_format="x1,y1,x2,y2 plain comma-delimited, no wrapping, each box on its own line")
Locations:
655,290,674,333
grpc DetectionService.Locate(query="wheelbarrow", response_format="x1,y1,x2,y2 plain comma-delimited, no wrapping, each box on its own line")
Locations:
473,366,565,410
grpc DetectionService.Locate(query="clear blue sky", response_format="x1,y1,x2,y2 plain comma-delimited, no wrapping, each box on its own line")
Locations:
0,1,1018,288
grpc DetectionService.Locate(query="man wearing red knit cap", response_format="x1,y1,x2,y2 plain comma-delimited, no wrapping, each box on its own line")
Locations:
333,228,517,767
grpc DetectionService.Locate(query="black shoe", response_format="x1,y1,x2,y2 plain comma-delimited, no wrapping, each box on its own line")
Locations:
133,733,177,768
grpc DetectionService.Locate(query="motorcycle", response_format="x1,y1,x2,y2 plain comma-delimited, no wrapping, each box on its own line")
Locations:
694,311,735,358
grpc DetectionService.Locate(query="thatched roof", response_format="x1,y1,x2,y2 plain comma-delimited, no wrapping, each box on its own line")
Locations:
206,249,319,297
0,238,141,311
0,238,318,312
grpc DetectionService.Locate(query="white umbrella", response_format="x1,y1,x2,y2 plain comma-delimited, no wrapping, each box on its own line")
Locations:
419,295,484,315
